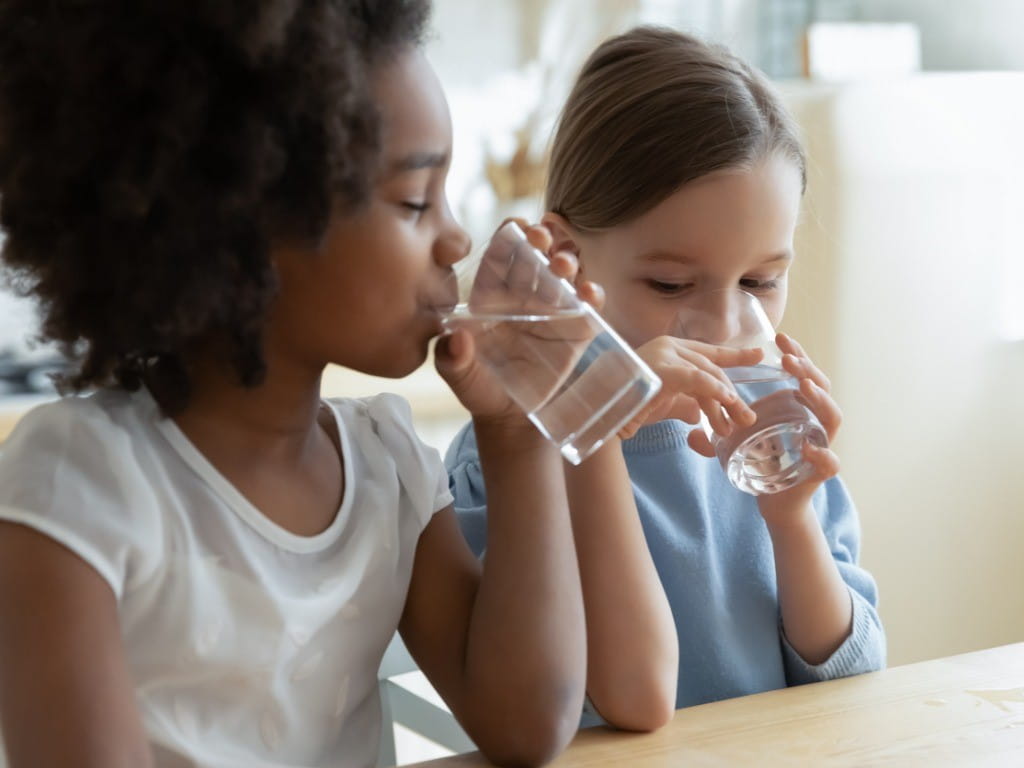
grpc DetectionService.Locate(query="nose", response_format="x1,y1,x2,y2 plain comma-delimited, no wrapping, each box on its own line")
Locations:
677,291,743,344
434,209,472,268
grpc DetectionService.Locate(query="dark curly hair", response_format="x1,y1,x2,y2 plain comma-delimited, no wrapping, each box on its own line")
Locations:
0,0,431,412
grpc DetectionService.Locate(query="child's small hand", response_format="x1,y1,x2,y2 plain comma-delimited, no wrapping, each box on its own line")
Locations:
618,337,763,440
435,220,601,424
756,333,843,524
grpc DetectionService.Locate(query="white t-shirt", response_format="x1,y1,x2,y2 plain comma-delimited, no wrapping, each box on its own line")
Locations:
0,388,452,768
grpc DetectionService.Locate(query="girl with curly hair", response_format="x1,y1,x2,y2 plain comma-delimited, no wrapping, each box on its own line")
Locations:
0,2,595,765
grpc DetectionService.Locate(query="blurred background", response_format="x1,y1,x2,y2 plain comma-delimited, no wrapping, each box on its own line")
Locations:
1,1,1023,764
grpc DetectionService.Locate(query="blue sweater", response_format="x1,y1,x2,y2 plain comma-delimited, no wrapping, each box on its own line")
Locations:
445,418,886,710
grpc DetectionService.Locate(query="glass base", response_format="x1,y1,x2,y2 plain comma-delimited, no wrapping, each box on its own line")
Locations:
537,376,660,465
724,419,828,495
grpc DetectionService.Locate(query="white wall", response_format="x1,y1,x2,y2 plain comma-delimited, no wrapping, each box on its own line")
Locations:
781,73,1024,665
858,0,1024,71
643,0,1024,74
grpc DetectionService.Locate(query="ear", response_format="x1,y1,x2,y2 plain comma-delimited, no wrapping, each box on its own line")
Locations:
541,211,585,272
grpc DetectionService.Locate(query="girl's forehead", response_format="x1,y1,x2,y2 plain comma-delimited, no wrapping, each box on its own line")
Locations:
611,157,802,262
374,50,452,164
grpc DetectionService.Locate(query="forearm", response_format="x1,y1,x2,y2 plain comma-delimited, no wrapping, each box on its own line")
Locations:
766,506,853,665
564,439,677,730
462,417,587,754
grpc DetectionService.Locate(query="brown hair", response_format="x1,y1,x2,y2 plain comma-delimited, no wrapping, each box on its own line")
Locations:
546,26,806,232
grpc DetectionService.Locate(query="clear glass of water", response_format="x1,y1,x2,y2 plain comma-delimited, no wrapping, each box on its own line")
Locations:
672,289,828,495
434,222,661,465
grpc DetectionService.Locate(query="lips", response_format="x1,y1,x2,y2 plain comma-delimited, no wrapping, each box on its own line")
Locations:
427,272,459,316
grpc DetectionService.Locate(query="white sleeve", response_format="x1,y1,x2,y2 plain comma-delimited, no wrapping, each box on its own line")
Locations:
0,398,163,600
358,393,453,527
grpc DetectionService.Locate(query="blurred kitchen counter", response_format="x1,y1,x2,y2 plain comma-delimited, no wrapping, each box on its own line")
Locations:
321,359,465,421
0,362,467,451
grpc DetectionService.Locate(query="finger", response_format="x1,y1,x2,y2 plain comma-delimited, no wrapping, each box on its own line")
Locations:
800,378,842,441
679,340,764,369
547,250,579,282
576,279,605,311
658,363,740,408
668,347,757,426
697,396,732,436
618,422,640,440
499,216,529,230
777,333,832,389
505,239,543,299
776,332,799,356
617,395,677,438
803,441,841,479
523,223,554,254
783,352,832,392
498,216,536,244
433,328,475,379
687,429,717,458
527,250,579,311
659,340,738,393
662,394,702,425
777,331,808,357
470,225,525,304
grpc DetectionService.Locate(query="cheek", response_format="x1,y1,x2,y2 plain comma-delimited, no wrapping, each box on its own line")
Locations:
600,290,677,348
764,284,789,328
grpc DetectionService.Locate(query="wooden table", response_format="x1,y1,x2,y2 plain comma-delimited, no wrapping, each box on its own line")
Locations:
407,643,1024,767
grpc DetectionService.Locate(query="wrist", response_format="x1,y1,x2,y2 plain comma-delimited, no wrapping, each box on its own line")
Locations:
565,435,622,472
759,499,819,538
473,414,552,453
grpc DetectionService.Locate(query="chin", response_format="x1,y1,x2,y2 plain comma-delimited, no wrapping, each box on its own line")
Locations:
364,344,429,379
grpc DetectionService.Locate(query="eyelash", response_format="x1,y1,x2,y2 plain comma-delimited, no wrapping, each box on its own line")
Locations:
740,278,779,293
402,201,431,215
648,280,692,295
647,278,779,295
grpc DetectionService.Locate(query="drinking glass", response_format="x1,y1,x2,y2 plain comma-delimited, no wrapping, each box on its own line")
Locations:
436,222,661,464
671,289,828,494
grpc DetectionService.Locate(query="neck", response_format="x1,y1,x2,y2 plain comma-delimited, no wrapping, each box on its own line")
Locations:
173,351,326,464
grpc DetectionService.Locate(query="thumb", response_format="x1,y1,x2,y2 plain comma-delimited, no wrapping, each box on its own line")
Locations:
687,428,717,458
435,329,488,400
434,329,471,381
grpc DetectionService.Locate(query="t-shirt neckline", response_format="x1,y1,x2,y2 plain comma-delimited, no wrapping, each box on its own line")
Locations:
141,389,355,554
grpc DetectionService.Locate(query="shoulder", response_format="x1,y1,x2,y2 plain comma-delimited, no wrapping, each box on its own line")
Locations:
0,388,165,598
326,392,422,453
1,389,148,472
326,393,452,522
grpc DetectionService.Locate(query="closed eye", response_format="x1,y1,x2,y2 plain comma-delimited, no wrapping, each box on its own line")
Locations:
402,201,431,214
740,278,779,292
647,279,692,295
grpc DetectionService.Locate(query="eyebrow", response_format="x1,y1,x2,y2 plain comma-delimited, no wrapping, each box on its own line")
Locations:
391,151,449,173
638,249,793,265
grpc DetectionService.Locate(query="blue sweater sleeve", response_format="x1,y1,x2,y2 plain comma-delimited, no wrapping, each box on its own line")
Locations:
444,421,489,558
779,476,887,685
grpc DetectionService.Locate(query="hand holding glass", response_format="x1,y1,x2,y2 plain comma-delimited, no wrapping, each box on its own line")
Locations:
671,289,828,495
435,222,660,464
